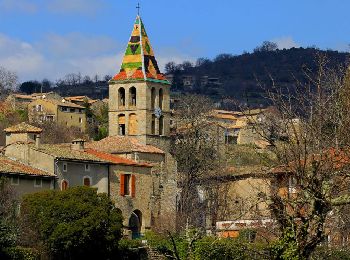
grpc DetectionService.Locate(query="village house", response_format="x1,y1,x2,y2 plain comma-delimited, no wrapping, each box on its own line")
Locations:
5,92,61,110
28,98,87,132
0,156,55,197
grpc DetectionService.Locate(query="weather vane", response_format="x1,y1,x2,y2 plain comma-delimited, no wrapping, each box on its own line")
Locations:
136,3,140,16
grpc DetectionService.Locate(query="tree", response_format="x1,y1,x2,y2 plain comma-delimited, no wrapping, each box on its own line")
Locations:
253,55,350,258
165,62,178,74
19,187,123,259
253,41,278,53
19,81,41,94
0,177,18,258
0,67,18,96
172,95,227,230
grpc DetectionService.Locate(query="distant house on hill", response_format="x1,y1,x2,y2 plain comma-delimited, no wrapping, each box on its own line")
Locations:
5,92,61,110
28,98,87,132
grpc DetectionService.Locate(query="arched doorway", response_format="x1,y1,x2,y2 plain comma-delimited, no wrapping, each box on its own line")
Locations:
128,210,142,239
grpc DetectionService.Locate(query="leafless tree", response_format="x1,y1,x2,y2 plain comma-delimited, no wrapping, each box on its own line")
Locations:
0,67,18,97
172,94,227,230
251,54,350,258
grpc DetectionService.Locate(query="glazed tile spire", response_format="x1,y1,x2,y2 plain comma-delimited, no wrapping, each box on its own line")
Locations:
111,16,170,85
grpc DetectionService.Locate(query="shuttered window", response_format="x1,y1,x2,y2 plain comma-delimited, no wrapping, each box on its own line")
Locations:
120,174,136,197
131,175,136,198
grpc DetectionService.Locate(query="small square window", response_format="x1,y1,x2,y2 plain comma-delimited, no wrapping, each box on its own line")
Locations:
34,178,42,188
85,164,90,172
63,163,68,172
11,176,19,186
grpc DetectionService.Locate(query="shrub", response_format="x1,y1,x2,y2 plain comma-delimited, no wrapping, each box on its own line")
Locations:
20,187,123,260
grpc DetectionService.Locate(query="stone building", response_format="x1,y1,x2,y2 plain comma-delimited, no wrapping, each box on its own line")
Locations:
28,98,87,132
0,155,55,197
103,15,178,234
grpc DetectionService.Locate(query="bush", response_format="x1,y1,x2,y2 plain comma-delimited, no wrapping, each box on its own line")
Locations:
20,187,123,260
117,239,147,260
4,247,39,260
145,231,271,260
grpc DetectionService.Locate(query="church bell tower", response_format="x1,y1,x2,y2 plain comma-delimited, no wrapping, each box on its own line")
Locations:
108,15,171,148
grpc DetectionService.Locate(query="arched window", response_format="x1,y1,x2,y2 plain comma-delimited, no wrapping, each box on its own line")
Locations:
129,113,138,135
129,87,137,107
151,87,156,109
151,115,156,135
159,116,164,136
118,114,126,135
159,88,163,109
83,176,91,187
61,180,69,191
118,87,125,107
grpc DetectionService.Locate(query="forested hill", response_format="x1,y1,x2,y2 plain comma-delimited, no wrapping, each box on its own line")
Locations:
168,47,349,108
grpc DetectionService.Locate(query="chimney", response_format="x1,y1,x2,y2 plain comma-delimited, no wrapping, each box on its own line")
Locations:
35,134,41,148
71,139,85,151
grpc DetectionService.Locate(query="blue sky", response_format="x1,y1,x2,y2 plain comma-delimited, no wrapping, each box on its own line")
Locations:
0,0,349,82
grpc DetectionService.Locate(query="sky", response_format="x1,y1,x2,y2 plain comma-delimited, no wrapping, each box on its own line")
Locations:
0,0,349,82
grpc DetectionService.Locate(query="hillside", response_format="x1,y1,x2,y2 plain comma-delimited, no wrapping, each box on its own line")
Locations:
169,48,349,108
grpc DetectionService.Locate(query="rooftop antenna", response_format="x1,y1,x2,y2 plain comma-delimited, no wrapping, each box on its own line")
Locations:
136,2,141,16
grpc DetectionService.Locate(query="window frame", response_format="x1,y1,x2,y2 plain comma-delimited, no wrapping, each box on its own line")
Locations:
63,162,68,172
83,176,92,187
84,164,90,172
11,176,19,186
34,178,42,188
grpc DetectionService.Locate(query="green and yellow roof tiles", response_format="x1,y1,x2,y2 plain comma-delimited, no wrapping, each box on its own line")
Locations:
111,16,170,85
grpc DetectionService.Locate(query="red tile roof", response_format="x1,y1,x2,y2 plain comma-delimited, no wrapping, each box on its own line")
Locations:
0,156,54,177
85,149,152,168
4,122,43,133
86,136,165,154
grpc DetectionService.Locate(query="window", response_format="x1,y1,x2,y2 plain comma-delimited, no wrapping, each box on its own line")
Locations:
85,164,90,172
159,116,164,136
79,117,83,124
46,115,54,122
120,174,136,197
11,176,19,186
70,108,75,113
118,87,126,107
129,114,138,135
118,114,126,136
34,178,42,188
129,87,137,107
151,87,156,109
63,162,68,172
61,107,68,112
151,115,156,135
159,88,163,109
61,180,69,190
83,176,91,187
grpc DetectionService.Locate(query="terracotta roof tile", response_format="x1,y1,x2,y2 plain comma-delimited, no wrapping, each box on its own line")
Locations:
85,149,152,167
4,122,43,133
0,156,54,177
86,136,165,154
32,144,111,163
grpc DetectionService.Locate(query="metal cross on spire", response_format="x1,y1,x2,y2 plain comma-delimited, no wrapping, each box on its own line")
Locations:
136,3,141,16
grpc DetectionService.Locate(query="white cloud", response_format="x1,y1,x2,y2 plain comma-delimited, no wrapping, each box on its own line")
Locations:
0,33,191,82
272,36,299,50
0,0,37,13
